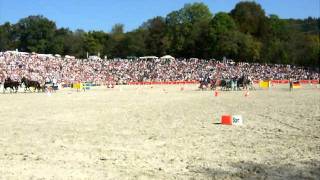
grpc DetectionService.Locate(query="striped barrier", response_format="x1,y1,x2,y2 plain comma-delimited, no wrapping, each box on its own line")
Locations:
127,81,199,85
254,80,319,84
60,79,318,87
62,82,97,88
128,80,318,85
83,82,93,90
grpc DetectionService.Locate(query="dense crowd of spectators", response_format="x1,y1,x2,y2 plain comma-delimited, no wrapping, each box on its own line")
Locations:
0,51,319,85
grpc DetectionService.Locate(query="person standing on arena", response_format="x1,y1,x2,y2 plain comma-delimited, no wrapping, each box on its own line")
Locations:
107,75,115,88
289,78,293,91
52,77,57,92
45,76,53,93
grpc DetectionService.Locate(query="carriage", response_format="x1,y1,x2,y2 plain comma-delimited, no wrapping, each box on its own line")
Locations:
199,76,255,91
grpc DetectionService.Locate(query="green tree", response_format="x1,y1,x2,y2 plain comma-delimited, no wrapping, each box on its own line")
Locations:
260,15,291,64
0,22,15,51
287,33,320,67
124,29,147,57
214,31,261,62
13,15,57,53
47,28,73,55
166,2,213,57
83,31,110,57
210,12,237,58
84,32,102,56
67,29,86,58
110,24,125,57
0,2,318,66
211,12,237,34
237,33,262,62
141,16,168,56
230,1,267,37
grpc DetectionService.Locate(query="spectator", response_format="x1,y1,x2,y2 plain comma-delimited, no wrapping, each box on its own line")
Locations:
0,51,318,85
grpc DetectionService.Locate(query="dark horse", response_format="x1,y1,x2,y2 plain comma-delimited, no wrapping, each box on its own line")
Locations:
209,79,217,90
220,79,232,91
3,78,20,93
237,75,255,90
21,77,42,92
199,76,213,90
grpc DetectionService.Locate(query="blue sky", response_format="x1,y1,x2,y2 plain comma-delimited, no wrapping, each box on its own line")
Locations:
0,0,319,32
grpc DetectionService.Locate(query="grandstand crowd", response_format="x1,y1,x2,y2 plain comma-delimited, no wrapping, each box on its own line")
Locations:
0,51,319,85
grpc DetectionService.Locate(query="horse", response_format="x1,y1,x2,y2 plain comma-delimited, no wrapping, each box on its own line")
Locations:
247,77,255,90
199,77,211,90
209,79,217,90
44,80,54,93
21,77,42,92
220,79,232,91
237,76,251,90
3,78,20,93
231,77,238,91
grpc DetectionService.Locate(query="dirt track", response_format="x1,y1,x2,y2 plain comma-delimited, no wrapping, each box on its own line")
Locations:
0,84,319,179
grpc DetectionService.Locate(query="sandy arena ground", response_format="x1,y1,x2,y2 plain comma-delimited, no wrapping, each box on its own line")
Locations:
0,84,319,180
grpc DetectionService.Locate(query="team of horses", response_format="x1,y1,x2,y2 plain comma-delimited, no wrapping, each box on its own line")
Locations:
199,76,255,91
1,76,255,93
1,77,46,93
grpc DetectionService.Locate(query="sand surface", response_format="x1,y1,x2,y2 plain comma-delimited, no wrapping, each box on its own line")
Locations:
0,84,319,179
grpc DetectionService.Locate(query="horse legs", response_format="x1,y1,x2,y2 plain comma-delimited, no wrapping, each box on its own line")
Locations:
199,83,204,90
250,84,256,90
212,82,217,90
211,84,216,90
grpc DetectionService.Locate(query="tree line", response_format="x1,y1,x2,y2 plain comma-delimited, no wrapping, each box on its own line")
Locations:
0,1,319,67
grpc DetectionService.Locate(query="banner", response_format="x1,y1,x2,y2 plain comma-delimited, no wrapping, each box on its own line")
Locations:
73,83,83,89
259,80,270,88
292,81,301,88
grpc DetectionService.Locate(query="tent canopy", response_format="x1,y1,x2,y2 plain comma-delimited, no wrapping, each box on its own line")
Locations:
139,56,158,59
65,55,75,59
88,55,101,60
5,51,29,55
160,55,175,60
37,54,54,58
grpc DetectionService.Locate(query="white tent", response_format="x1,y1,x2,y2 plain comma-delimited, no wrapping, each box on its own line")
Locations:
65,55,75,59
5,51,29,56
88,55,101,60
160,55,175,60
37,54,54,59
139,56,158,60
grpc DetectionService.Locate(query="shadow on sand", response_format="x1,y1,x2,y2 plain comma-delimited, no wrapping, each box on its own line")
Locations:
186,160,320,180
